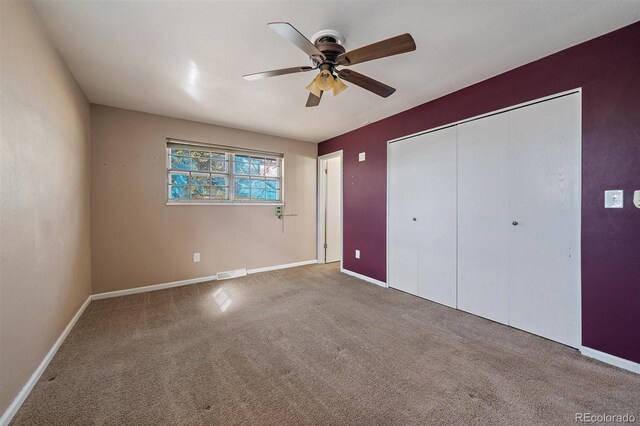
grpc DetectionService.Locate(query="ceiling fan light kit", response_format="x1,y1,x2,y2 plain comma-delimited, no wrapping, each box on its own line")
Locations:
305,79,322,98
315,69,335,91
331,76,348,96
243,22,416,107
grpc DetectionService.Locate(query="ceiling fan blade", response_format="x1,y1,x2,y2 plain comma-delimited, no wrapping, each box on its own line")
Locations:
306,91,323,107
337,69,396,97
268,22,325,60
337,33,416,66
243,66,314,81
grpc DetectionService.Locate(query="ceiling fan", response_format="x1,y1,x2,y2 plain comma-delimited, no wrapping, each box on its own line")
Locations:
243,22,416,107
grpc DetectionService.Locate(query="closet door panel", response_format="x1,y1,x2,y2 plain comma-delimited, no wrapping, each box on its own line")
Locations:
507,93,581,347
388,138,420,295
457,113,510,323
417,127,457,308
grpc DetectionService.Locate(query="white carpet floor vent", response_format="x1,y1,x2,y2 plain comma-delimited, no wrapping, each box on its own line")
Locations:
216,268,248,280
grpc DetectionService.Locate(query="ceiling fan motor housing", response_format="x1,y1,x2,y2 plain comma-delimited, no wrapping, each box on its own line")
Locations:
311,29,345,68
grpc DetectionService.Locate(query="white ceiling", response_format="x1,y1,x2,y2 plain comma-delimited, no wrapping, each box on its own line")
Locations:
31,1,640,143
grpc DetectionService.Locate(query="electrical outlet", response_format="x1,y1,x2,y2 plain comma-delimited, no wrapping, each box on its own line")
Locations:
355,249,360,259
193,253,200,262
358,152,366,162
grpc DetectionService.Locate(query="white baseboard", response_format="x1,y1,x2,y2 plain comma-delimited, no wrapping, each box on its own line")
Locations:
248,259,317,274
580,346,640,374
91,259,318,300
340,268,388,288
0,295,91,426
91,274,218,300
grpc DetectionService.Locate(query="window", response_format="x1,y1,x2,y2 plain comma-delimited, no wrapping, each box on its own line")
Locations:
167,141,282,204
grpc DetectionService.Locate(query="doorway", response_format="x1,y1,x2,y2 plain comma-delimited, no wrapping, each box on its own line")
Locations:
318,151,343,265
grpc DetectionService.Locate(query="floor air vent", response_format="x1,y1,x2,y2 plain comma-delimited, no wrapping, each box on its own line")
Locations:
216,268,248,280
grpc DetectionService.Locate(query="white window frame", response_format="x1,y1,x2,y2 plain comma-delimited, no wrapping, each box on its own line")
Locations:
166,138,284,206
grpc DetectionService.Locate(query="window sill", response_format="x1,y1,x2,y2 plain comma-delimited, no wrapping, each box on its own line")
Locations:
166,202,284,206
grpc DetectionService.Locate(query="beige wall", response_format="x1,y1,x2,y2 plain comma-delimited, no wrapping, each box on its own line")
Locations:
90,105,317,294
0,0,92,415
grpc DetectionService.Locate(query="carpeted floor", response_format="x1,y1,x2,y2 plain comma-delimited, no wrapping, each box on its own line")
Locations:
12,263,640,425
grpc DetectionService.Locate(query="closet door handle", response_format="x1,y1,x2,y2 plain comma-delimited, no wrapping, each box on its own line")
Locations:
413,217,417,221
512,221,519,226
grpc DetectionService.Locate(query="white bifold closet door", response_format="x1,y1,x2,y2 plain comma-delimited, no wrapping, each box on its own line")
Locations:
388,137,420,296
457,93,580,347
388,127,457,308
417,127,457,307
507,94,581,347
457,113,510,324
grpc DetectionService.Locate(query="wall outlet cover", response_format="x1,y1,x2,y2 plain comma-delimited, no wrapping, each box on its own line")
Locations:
193,252,200,262
634,190,640,208
604,190,623,208
358,152,366,162
355,249,360,259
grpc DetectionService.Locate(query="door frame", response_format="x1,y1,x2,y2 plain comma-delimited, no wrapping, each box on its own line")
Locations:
317,150,343,267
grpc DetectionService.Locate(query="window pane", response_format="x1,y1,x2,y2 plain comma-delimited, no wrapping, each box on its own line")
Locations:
170,155,191,170
251,178,266,200
234,178,251,199
212,175,227,187
169,172,189,185
266,179,278,190
169,185,189,200
234,156,250,175
250,158,263,175
266,189,278,201
192,158,210,171
211,186,228,200
190,150,210,159
190,185,211,199
169,148,189,157
250,179,266,190
253,189,266,200
234,155,262,175
264,159,279,177
211,159,226,172
190,173,210,186
233,177,280,201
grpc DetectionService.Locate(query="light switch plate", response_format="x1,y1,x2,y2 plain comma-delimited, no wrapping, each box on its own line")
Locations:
634,190,640,208
355,249,360,259
193,252,200,262
604,190,623,208
358,152,365,162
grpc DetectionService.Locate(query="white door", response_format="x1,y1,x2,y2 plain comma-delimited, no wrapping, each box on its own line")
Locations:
507,93,581,347
457,113,510,323
388,138,420,295
417,127,457,308
325,156,342,263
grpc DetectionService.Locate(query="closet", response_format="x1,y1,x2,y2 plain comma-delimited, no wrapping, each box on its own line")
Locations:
387,92,581,347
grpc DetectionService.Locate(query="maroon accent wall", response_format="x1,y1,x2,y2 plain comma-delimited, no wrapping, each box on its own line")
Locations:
319,22,640,364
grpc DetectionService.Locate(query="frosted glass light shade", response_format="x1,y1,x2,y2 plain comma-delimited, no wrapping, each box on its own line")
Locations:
305,78,322,97
332,77,347,96
315,70,334,91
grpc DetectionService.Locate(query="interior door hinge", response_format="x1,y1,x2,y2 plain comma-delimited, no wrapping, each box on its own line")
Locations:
324,243,328,249
324,168,328,174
